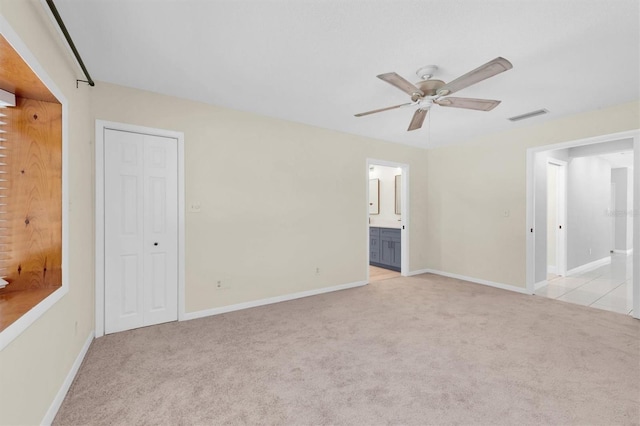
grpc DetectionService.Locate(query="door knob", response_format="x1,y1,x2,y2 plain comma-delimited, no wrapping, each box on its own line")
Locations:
153,242,158,246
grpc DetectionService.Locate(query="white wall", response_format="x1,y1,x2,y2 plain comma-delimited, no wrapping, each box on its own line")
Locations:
369,165,401,228
566,156,612,270
611,167,634,251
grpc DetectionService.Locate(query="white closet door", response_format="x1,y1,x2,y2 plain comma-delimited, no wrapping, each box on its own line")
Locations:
104,129,178,334
142,134,178,327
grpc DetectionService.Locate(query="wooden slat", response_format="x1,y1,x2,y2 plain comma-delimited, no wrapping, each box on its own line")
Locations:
0,97,62,292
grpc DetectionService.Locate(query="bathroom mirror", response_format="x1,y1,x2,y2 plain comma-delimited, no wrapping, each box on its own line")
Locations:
369,179,379,215
395,175,401,215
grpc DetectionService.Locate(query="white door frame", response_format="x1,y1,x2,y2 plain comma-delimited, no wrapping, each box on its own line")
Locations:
366,159,410,281
526,129,640,319
95,120,186,337
547,159,567,277
610,182,616,252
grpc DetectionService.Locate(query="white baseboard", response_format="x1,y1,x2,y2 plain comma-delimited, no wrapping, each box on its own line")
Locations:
535,280,548,290
183,280,368,321
408,268,532,295
613,249,633,255
567,256,611,276
42,331,94,426
407,268,432,277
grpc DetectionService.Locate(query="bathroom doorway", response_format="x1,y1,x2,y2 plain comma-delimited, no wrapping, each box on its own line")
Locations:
367,159,409,282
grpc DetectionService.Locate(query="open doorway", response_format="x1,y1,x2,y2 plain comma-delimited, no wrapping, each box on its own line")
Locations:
367,159,409,282
527,133,638,317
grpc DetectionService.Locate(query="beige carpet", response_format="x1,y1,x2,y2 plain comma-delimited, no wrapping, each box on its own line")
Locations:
55,274,640,425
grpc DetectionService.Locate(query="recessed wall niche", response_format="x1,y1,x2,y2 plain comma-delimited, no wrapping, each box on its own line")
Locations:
0,34,62,332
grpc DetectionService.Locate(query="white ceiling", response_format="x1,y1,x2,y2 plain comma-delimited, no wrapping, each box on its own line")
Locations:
52,0,640,148
599,152,634,169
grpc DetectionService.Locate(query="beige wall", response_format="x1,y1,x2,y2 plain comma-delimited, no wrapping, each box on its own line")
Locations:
90,83,430,313
0,1,94,425
425,101,640,288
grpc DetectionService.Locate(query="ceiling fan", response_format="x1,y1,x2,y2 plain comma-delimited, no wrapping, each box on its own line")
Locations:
355,57,513,131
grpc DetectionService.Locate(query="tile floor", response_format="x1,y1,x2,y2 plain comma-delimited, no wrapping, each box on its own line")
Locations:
537,254,634,315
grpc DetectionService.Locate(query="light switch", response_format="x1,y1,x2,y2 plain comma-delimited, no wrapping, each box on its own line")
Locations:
189,202,201,213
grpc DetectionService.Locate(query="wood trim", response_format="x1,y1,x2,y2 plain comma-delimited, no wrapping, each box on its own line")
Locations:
0,35,59,103
0,287,58,331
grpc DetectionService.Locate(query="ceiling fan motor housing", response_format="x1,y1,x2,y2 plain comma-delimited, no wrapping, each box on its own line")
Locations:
411,79,446,101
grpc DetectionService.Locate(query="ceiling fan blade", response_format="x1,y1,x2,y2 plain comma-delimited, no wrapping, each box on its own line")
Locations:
437,57,512,96
435,97,501,111
377,72,425,97
407,109,428,131
354,102,413,117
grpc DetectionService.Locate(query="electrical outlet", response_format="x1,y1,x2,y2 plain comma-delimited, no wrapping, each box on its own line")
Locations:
503,210,510,217
315,267,320,274
215,280,229,290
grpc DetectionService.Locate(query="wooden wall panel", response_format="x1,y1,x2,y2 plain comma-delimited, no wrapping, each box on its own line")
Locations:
0,35,59,103
0,96,62,292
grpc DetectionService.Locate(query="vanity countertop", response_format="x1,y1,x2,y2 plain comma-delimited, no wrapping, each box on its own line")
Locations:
369,223,401,230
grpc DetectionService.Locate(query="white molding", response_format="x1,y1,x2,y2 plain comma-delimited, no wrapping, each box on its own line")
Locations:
547,266,557,274
94,120,186,337
407,268,431,276
566,256,611,276
0,14,70,351
547,159,568,277
535,280,548,290
41,331,94,426
407,269,532,295
183,280,368,321
613,249,633,255
633,134,640,319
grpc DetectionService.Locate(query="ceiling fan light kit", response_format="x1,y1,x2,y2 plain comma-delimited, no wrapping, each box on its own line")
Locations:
355,57,513,131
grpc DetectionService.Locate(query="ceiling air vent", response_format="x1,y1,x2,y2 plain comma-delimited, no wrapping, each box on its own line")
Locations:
508,109,548,122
